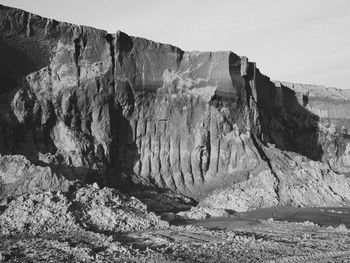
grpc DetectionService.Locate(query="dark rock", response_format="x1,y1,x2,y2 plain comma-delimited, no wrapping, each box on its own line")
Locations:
258,80,350,175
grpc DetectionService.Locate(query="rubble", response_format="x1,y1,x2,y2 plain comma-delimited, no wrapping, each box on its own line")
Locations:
0,184,168,235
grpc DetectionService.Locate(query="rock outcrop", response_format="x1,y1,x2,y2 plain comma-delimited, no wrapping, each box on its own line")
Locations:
1,4,350,211
257,77,350,175
0,154,70,196
0,4,263,200
194,146,350,213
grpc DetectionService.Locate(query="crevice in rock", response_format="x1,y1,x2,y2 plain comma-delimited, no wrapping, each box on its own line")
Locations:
176,48,184,70
328,186,345,202
22,12,31,37
243,76,252,108
73,38,81,86
115,31,133,66
178,135,185,186
198,149,205,182
104,33,120,175
189,152,194,185
243,62,257,106
105,33,115,87
206,129,211,173
251,135,281,201
216,139,220,175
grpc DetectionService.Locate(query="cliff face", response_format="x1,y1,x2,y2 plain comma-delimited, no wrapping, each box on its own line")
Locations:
1,5,350,207
0,4,264,199
257,76,350,174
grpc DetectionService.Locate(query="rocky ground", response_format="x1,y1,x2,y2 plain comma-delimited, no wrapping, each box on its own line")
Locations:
1,216,350,262
1,185,350,263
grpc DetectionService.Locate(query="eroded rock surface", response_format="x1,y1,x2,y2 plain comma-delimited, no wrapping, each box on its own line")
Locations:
0,4,262,200
0,154,70,196
257,77,350,175
1,4,350,212
191,146,350,214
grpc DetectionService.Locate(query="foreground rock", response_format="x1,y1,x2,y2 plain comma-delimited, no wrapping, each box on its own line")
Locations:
182,147,350,217
1,215,350,262
0,154,71,198
0,184,168,235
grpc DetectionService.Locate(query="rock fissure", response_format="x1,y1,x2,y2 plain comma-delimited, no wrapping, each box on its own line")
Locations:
73,37,81,86
105,33,115,87
251,135,281,201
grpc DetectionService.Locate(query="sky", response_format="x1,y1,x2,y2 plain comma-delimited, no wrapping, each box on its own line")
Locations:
1,0,349,89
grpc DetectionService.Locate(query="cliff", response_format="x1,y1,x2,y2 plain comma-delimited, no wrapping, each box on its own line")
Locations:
1,4,350,210
257,78,350,174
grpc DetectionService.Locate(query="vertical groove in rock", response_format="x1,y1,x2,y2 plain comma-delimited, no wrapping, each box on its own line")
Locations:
23,12,31,37
208,108,218,178
105,33,116,87
188,152,194,185
159,122,167,187
179,137,185,188
167,134,174,189
216,138,221,176
73,37,81,86
251,134,280,201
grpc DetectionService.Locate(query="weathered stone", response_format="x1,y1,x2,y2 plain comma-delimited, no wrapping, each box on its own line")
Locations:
0,4,263,200
257,76,350,175
0,154,70,197
0,184,167,235
196,146,350,212
1,4,350,211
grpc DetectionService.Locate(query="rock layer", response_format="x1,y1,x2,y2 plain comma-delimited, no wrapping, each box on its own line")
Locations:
1,4,350,208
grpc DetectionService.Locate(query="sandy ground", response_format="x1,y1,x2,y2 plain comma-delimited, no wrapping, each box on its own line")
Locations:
1,206,350,262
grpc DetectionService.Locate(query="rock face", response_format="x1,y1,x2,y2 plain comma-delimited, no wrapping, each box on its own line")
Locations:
0,154,70,196
1,4,350,209
0,4,262,200
196,146,350,213
257,77,350,174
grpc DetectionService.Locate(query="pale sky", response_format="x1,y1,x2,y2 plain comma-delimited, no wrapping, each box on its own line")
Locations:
1,0,349,89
